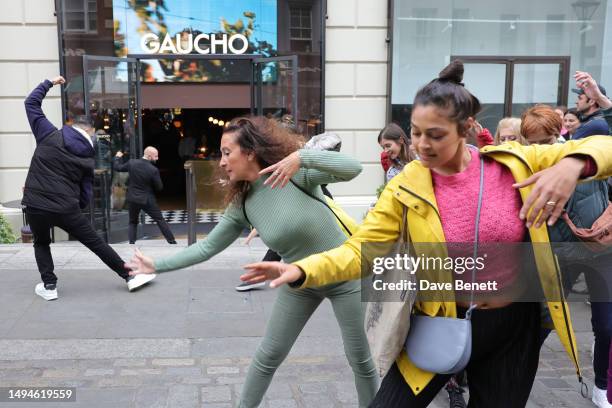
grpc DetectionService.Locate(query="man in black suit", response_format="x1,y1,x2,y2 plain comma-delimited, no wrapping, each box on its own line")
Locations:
114,147,176,244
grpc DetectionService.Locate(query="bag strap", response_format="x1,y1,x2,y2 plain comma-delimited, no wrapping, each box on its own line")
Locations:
289,179,353,236
241,193,251,226
466,154,485,319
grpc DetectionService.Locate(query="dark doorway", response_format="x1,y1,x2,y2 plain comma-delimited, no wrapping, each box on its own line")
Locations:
140,107,250,211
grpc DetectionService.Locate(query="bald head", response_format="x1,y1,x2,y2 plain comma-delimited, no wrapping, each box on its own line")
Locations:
143,146,159,162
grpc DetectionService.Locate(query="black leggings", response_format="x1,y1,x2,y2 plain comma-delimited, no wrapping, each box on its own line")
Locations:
370,302,541,407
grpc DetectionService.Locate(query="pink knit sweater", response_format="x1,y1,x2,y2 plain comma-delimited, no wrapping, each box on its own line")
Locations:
431,148,526,294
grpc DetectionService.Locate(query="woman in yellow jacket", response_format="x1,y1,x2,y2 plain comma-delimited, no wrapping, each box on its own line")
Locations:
242,61,612,406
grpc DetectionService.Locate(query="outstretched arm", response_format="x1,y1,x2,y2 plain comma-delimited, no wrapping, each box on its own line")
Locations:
127,205,249,274
24,76,64,144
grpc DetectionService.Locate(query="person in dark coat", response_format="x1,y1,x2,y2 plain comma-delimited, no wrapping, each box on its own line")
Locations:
23,76,156,301
113,147,176,244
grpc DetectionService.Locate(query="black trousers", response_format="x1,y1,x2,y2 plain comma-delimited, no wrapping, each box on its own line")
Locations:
26,208,129,285
370,302,541,408
128,201,175,244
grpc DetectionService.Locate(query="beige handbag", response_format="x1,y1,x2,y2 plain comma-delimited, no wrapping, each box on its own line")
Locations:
364,206,416,377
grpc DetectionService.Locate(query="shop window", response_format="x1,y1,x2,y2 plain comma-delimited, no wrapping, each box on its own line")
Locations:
546,14,565,54
413,8,437,50
499,14,519,54
289,5,312,52
63,0,97,33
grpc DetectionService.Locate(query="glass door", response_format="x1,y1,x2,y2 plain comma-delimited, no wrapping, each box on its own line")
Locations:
83,55,140,242
252,56,298,125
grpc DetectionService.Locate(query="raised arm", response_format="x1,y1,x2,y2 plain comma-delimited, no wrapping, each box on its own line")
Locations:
113,151,130,172
261,149,363,190
574,71,612,134
24,77,64,144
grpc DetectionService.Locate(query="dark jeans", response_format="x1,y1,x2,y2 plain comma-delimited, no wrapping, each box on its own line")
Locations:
370,302,541,407
563,255,612,390
128,201,175,244
26,208,129,285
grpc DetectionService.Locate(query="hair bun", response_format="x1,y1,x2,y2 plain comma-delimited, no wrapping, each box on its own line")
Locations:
438,60,464,84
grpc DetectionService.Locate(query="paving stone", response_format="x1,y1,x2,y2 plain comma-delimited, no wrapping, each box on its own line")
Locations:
182,377,213,385
333,381,358,404
113,358,147,367
84,368,115,376
539,378,572,389
165,367,203,376
42,368,80,378
201,385,232,402
301,394,335,407
120,368,163,376
268,399,298,408
216,376,246,385
265,382,293,399
134,386,169,408
168,384,199,407
153,358,195,366
207,366,240,375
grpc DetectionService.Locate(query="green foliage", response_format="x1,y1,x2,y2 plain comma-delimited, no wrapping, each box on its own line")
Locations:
0,213,16,244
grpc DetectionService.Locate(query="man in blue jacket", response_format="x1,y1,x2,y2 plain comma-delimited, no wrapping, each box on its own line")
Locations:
23,76,156,301
572,82,609,139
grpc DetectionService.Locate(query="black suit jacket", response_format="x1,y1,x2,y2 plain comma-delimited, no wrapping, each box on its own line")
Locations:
113,158,163,205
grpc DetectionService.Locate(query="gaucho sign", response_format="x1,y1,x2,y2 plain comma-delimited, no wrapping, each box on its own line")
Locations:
140,33,249,55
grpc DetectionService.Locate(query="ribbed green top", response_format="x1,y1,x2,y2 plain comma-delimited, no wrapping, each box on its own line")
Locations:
154,149,362,272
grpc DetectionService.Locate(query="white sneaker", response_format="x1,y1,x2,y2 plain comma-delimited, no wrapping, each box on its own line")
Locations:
35,283,58,301
592,385,612,408
127,274,156,291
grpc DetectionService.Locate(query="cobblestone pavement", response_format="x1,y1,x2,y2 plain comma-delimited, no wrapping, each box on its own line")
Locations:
0,242,601,407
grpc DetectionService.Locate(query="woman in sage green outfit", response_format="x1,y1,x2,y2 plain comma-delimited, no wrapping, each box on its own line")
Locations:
127,116,378,407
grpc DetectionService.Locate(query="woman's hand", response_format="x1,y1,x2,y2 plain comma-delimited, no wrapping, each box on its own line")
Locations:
260,151,301,188
513,157,586,228
126,249,157,275
241,262,305,288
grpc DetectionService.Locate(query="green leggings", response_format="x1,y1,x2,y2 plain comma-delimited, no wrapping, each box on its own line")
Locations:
238,280,378,407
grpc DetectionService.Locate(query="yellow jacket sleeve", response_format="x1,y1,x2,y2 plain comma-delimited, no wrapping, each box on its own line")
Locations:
294,179,404,288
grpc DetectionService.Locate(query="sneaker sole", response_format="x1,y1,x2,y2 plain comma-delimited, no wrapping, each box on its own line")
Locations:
235,282,266,292
128,274,156,291
35,288,58,301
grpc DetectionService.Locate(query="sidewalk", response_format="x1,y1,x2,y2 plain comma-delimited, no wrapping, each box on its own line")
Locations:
0,240,599,407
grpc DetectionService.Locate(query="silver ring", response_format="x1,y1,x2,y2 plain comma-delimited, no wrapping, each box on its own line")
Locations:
545,201,556,206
